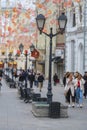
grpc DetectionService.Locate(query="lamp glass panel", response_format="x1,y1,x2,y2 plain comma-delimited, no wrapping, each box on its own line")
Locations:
37,19,44,30
19,44,24,53
30,45,35,52
59,20,66,29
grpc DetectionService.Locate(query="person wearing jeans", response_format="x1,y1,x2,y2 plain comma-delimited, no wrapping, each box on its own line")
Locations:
74,74,85,107
75,87,83,105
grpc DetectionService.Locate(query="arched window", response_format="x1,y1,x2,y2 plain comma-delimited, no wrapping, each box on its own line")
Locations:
72,4,76,27
69,3,76,27
73,12,76,27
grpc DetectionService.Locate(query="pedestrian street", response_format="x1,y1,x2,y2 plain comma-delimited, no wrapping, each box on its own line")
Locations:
0,78,87,130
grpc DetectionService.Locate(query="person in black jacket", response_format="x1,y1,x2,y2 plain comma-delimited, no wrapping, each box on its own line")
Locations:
28,72,35,88
0,69,3,78
38,73,44,92
63,72,70,87
0,69,3,87
83,72,87,98
53,73,58,86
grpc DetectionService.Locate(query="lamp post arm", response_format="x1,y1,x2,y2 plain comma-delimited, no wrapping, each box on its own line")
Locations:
42,28,64,38
42,28,54,38
42,31,50,37
53,29,64,37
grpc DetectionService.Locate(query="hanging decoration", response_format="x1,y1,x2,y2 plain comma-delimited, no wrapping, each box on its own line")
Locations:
0,0,84,50
31,49,39,59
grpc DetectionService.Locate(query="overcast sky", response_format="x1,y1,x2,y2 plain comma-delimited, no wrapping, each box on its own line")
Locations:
1,0,35,9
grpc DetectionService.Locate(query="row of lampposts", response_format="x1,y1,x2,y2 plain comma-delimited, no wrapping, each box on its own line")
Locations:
4,44,35,86
36,12,67,104
6,12,67,104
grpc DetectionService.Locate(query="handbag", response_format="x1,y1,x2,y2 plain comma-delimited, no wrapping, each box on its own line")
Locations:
64,84,69,96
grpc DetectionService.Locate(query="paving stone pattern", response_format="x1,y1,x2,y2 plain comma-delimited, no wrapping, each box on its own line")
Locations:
0,79,87,130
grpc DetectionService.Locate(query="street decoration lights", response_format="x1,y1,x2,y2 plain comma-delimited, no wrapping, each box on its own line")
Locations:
36,13,67,104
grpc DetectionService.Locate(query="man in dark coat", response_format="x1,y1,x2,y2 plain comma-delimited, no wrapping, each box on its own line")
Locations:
38,73,44,92
83,72,87,98
0,69,3,87
28,72,35,88
53,73,58,86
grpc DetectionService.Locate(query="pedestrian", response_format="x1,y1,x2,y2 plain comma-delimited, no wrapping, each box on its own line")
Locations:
18,72,25,99
28,71,35,88
74,73,85,108
83,72,87,98
63,72,70,87
53,73,59,86
64,72,75,107
34,72,38,87
0,68,3,90
38,73,44,92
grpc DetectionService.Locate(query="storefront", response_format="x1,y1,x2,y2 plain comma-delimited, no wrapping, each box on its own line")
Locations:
0,61,4,68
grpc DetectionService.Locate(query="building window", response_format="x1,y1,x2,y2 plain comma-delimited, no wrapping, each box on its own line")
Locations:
79,5,82,22
71,41,75,72
72,11,76,27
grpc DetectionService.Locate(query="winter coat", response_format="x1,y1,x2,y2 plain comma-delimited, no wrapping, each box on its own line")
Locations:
65,78,75,96
38,75,44,82
28,73,35,82
74,78,85,92
83,75,87,87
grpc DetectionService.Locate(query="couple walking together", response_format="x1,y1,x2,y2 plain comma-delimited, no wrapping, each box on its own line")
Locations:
64,72,85,108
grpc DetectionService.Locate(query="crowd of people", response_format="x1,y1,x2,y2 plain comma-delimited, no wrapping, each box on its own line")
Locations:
63,71,87,108
18,69,44,92
0,67,87,108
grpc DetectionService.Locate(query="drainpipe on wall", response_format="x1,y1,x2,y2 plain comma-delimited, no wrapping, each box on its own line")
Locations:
83,0,86,72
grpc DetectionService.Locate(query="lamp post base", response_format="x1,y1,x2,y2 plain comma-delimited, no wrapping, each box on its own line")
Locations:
47,93,53,104
32,102,68,118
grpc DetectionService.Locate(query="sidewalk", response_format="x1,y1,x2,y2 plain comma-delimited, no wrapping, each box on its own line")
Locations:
0,78,87,130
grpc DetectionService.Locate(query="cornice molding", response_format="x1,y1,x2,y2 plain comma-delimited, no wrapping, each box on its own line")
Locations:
66,26,87,35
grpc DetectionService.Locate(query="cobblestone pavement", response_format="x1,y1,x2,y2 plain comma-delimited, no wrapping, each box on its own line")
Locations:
0,78,87,130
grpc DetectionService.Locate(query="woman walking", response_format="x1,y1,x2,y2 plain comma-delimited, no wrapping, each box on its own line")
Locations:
64,72,75,107
74,73,85,108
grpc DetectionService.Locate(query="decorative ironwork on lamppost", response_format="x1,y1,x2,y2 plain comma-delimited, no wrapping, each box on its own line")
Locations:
36,13,67,104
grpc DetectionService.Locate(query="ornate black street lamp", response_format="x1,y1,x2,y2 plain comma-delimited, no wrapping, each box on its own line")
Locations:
36,13,67,104
19,43,35,88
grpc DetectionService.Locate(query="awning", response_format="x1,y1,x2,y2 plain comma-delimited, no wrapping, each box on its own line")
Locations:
53,57,64,64
31,49,39,58
38,60,45,65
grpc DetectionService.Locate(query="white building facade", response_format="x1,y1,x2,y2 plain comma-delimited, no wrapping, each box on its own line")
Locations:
65,0,87,75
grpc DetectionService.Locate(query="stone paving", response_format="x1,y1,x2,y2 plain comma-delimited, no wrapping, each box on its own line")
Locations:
0,78,87,130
